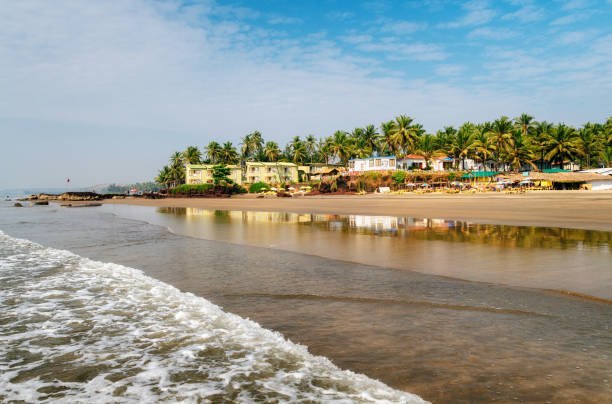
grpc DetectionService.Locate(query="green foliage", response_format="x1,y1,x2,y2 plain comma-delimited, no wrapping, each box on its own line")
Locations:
105,182,161,193
248,182,271,193
212,164,233,185
169,184,213,195
391,170,407,184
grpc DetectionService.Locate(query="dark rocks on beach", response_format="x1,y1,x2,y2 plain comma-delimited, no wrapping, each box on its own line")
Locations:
13,202,23,207
33,201,49,205
276,191,292,197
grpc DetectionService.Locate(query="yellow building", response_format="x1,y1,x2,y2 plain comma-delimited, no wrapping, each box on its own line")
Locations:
245,162,298,184
185,164,243,185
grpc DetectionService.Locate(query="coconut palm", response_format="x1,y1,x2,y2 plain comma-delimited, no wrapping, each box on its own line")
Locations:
329,130,353,165
514,114,536,138
390,115,418,155
182,146,202,164
205,141,222,163
264,141,281,162
450,123,475,170
506,131,536,172
304,135,317,163
220,142,239,164
362,124,380,156
155,166,171,187
169,151,183,168
289,136,307,164
416,134,438,170
380,121,395,155
545,124,578,169
472,128,495,171
486,117,515,171
435,126,456,154
576,124,602,169
533,121,553,171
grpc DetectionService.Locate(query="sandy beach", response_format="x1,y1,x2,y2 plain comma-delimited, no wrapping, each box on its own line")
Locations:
104,190,612,232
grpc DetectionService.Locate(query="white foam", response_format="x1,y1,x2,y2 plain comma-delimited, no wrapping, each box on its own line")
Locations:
0,230,428,403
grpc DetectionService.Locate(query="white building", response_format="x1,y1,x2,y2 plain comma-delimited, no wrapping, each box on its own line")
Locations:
397,154,427,170
348,156,397,173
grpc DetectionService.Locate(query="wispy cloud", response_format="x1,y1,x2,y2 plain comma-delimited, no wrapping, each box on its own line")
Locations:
550,11,594,25
325,11,354,21
560,0,592,10
436,64,464,76
502,5,546,23
267,15,302,25
380,21,427,35
468,27,517,40
438,0,496,28
357,41,447,61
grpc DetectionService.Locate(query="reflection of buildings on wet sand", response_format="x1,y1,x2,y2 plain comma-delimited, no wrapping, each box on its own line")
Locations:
349,215,399,232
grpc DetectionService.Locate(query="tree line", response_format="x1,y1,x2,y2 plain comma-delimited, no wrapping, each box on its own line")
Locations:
156,114,612,186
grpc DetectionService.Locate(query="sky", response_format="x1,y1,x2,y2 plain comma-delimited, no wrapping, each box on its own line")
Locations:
1,0,611,188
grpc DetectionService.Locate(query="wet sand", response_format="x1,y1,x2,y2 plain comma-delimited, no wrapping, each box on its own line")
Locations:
104,190,612,232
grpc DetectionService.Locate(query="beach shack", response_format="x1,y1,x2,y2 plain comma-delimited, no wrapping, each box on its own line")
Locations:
348,156,397,174
186,164,243,185
431,156,454,171
460,171,499,186
398,154,427,170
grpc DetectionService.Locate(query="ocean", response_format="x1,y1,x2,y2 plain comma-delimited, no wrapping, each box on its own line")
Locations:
1,201,610,403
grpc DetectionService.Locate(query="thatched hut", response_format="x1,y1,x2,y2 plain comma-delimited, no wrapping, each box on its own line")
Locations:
507,172,612,190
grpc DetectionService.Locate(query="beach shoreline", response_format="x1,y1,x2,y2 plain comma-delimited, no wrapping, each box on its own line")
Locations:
103,190,612,232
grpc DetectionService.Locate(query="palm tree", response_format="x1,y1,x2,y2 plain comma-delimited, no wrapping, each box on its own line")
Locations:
205,141,222,163
169,151,183,168
182,146,202,164
533,121,553,170
576,124,602,169
600,146,612,167
155,166,172,188
390,115,418,155
250,131,264,156
435,126,456,155
380,121,395,155
514,114,536,138
329,130,353,165
304,135,317,163
317,137,333,164
220,142,239,164
506,131,536,172
472,128,495,171
545,124,578,169
289,136,307,164
486,117,515,171
416,134,438,170
362,124,380,156
264,141,280,162
450,123,475,170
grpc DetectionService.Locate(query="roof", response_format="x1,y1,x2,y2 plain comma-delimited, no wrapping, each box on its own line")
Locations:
245,162,297,167
312,168,340,175
542,168,570,173
186,164,240,169
402,154,426,160
507,172,612,183
433,156,453,161
349,156,396,161
580,167,612,175
461,171,499,178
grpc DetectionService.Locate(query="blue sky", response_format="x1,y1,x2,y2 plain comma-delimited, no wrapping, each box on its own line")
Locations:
1,0,611,188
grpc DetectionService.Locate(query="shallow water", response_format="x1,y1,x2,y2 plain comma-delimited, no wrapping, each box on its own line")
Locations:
108,205,612,300
1,202,611,403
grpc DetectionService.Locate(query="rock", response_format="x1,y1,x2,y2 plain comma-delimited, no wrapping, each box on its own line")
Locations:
276,191,292,198
33,201,49,205
13,202,23,207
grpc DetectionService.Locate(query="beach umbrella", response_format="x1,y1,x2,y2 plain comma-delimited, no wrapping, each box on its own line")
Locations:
421,183,430,187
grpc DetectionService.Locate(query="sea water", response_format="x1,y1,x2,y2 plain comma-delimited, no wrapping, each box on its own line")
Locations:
0,230,426,403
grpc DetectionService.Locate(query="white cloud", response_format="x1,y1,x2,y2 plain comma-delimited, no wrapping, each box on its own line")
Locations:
557,29,598,45
560,0,592,10
380,21,427,35
436,64,463,76
267,16,302,25
502,5,546,23
357,41,447,61
550,11,593,25
438,0,496,28
468,27,517,40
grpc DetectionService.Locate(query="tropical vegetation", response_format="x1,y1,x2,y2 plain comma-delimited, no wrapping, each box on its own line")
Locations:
156,115,612,186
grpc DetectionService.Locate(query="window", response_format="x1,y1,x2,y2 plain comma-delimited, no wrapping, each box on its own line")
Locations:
389,159,395,166
349,161,355,169
251,167,256,172
267,167,272,173
369,160,374,168
376,159,382,167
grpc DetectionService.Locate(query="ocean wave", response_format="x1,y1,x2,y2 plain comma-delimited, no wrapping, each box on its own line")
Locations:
0,230,427,403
